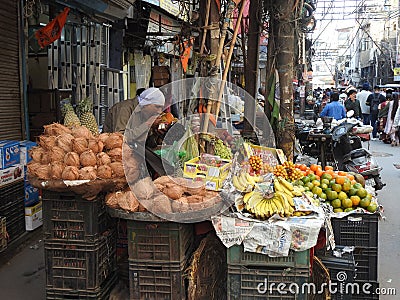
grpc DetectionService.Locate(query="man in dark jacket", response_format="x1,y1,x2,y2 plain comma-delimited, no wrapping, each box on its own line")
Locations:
366,86,386,139
344,87,362,119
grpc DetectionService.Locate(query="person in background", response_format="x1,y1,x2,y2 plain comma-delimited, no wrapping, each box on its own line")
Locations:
320,92,346,120
357,82,372,125
344,87,362,119
377,95,390,143
103,88,146,133
366,85,386,140
385,93,399,146
392,99,400,146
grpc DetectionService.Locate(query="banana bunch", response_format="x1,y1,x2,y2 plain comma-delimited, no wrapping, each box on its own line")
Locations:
232,172,263,192
292,185,306,196
292,211,313,217
273,177,295,206
243,190,295,219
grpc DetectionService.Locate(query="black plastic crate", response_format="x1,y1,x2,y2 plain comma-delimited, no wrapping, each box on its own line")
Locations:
331,213,378,248
42,191,113,241
127,220,193,263
0,180,24,208
319,247,356,300
353,247,378,281
227,245,310,269
46,272,117,300
0,216,6,251
129,259,187,300
227,265,310,300
45,229,117,291
6,214,26,242
351,281,380,300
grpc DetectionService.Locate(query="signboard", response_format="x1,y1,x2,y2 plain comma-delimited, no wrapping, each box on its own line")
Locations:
160,0,180,17
143,0,160,6
394,67,400,82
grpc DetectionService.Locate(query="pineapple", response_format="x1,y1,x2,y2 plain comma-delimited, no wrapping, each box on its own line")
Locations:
77,97,98,135
62,103,81,127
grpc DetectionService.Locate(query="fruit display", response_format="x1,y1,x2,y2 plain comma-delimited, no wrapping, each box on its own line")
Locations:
77,97,99,135
248,155,263,173
292,164,378,213
232,172,263,192
273,161,304,181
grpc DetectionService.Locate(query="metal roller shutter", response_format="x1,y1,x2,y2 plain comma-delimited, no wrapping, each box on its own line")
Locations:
0,0,23,140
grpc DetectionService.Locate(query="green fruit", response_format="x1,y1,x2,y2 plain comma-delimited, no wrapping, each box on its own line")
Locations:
302,176,311,184
342,198,353,209
338,191,347,201
344,208,354,212
367,203,378,213
320,183,328,190
333,208,343,213
321,179,330,186
359,197,371,208
353,183,363,189
319,192,327,200
348,188,357,196
327,190,338,201
356,188,368,199
331,199,342,208
332,183,342,193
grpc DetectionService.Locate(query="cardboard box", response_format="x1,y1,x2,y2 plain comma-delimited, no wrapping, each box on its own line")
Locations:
243,142,287,165
24,183,40,207
25,201,42,231
19,141,37,165
0,141,20,169
183,156,232,179
183,174,228,191
0,165,24,187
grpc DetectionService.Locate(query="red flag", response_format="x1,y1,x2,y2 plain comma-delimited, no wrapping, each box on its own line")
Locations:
35,7,70,48
180,38,193,73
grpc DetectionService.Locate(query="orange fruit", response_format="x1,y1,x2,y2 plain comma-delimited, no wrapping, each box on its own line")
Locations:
316,169,323,177
346,174,355,181
325,166,334,171
338,171,347,176
300,164,307,171
350,195,361,206
335,176,346,185
310,164,319,172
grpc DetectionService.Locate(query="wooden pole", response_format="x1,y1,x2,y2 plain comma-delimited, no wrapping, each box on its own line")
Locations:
214,0,246,119
200,0,211,55
201,1,236,134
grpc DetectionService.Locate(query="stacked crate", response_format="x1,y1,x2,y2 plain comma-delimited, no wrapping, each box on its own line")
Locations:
42,191,117,299
319,246,356,300
127,220,194,300
227,245,310,299
0,180,26,244
331,213,379,299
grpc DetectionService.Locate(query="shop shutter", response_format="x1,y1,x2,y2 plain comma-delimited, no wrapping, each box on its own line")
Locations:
0,1,23,140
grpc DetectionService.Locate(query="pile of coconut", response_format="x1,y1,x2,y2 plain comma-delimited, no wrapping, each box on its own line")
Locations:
27,123,132,181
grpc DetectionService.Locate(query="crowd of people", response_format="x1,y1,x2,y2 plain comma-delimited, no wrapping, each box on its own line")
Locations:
316,84,400,146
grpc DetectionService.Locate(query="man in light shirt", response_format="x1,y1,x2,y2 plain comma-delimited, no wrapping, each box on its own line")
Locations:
357,82,372,125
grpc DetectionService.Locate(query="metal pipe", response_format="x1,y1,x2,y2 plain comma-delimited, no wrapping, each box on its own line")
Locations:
20,0,30,140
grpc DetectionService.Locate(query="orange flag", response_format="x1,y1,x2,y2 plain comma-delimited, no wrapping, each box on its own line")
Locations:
35,7,70,48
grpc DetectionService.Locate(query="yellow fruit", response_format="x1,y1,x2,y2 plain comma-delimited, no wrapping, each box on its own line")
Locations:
350,195,361,206
332,183,342,193
333,208,343,213
356,188,367,199
312,180,320,187
344,208,354,212
342,181,351,192
320,183,328,190
327,190,338,201
306,182,314,190
321,173,333,181
312,186,323,196
319,192,327,200
342,198,353,209
321,179,330,186
338,191,347,201
359,197,371,208
331,199,342,208
367,203,378,213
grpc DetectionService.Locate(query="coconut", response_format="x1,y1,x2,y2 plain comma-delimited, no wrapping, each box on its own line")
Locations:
78,166,97,180
72,137,88,154
49,161,65,179
104,133,123,150
38,135,57,150
30,147,46,163
133,177,155,200
49,146,65,162
27,162,41,177
80,150,97,167
98,133,110,143
105,192,119,208
96,152,112,166
44,123,72,136
56,133,74,153
108,147,122,161
97,165,112,179
88,138,104,153
71,126,93,139
40,152,51,165
62,166,79,180
64,152,80,167
33,164,50,180
109,161,125,178
163,184,185,200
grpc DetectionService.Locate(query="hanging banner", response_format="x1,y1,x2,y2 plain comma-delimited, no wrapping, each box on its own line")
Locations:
35,7,70,48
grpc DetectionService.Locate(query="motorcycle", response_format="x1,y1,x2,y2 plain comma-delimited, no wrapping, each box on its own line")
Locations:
295,113,385,190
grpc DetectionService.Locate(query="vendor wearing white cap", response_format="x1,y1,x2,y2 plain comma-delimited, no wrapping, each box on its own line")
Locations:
124,87,166,145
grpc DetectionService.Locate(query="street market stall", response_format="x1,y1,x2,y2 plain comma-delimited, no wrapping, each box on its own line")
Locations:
25,78,383,300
